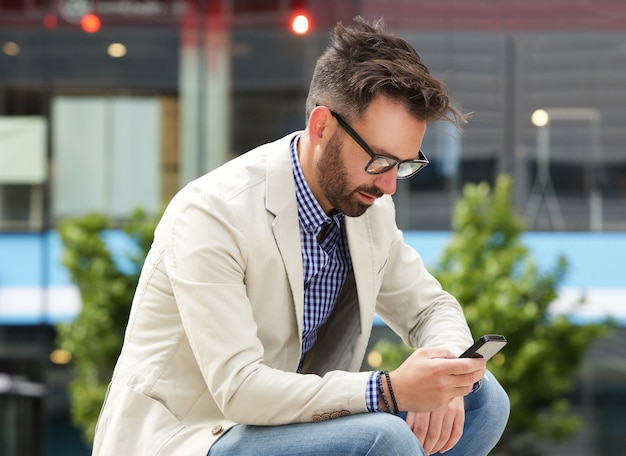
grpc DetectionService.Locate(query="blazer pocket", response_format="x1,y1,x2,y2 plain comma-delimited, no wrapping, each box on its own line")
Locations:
119,386,186,455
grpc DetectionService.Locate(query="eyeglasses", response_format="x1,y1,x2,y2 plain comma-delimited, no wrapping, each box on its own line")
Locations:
325,107,429,179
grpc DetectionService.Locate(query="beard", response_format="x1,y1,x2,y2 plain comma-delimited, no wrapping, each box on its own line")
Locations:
316,132,384,217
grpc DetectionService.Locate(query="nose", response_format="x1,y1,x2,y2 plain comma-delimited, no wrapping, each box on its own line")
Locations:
374,168,398,195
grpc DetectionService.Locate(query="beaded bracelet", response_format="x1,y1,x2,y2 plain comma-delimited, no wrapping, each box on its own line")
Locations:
377,371,394,414
383,370,399,415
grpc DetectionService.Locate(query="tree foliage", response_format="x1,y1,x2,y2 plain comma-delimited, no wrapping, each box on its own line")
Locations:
433,175,610,450
55,209,159,444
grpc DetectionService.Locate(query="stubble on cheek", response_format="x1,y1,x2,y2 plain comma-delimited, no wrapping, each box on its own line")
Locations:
316,133,383,217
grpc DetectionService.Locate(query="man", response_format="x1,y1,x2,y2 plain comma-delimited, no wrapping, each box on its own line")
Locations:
92,17,509,456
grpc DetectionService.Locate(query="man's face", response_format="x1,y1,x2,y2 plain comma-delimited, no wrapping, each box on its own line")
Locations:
316,131,383,217
315,96,427,217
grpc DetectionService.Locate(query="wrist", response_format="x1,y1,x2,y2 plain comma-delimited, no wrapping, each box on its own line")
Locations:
377,370,399,415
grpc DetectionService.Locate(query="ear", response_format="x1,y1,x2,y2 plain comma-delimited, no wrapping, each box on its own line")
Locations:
307,105,334,146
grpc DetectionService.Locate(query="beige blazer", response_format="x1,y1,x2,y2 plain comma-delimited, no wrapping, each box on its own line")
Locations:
92,132,473,455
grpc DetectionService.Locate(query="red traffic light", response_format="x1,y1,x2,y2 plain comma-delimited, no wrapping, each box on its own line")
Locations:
290,13,310,35
43,14,57,30
80,14,101,33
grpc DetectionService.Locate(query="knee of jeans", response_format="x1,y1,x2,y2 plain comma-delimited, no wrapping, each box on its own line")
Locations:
482,372,511,426
368,413,421,453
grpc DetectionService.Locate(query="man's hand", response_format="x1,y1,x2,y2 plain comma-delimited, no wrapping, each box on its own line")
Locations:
381,347,484,453
406,396,465,454
388,347,486,413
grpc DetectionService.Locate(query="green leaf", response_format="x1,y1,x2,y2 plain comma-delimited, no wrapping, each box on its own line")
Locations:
55,208,162,445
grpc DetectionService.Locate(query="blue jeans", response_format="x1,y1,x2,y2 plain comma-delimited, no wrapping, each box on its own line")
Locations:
208,371,509,455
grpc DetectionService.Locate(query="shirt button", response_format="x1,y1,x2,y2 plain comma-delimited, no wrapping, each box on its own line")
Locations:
211,425,223,435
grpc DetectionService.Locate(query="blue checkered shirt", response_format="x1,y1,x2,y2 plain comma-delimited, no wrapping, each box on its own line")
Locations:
290,136,381,412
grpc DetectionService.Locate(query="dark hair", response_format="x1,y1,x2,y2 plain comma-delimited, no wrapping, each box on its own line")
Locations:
305,17,469,128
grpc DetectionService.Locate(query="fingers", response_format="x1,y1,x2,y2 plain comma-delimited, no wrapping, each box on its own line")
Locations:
432,360,485,397
452,368,486,395
449,358,487,394
408,411,429,447
412,398,465,455
438,400,465,453
439,417,464,454
421,410,443,454
450,356,487,376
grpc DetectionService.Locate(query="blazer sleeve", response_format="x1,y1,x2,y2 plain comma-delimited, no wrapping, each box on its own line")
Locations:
369,198,474,356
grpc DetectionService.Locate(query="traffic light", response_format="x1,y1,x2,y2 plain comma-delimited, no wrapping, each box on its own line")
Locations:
290,13,310,35
43,14,57,30
289,0,310,35
80,13,101,33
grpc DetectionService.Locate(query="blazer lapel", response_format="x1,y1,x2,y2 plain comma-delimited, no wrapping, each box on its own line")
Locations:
265,133,305,338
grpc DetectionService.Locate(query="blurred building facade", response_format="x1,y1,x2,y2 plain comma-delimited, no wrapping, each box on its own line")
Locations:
0,0,625,454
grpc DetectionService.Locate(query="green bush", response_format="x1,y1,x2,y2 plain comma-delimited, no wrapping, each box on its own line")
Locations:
55,209,160,444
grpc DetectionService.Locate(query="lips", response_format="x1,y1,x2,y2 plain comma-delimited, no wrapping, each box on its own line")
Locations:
358,192,377,205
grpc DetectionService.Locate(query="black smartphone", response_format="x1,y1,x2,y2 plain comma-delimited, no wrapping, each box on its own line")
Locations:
459,334,507,361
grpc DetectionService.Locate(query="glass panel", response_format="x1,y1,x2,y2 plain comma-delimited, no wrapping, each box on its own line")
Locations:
0,184,33,225
51,95,161,219
52,96,107,217
109,97,161,218
0,116,47,184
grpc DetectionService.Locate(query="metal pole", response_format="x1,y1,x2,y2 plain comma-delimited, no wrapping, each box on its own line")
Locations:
525,122,565,230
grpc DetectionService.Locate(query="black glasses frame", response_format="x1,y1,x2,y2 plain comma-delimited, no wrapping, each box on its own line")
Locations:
322,106,429,179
